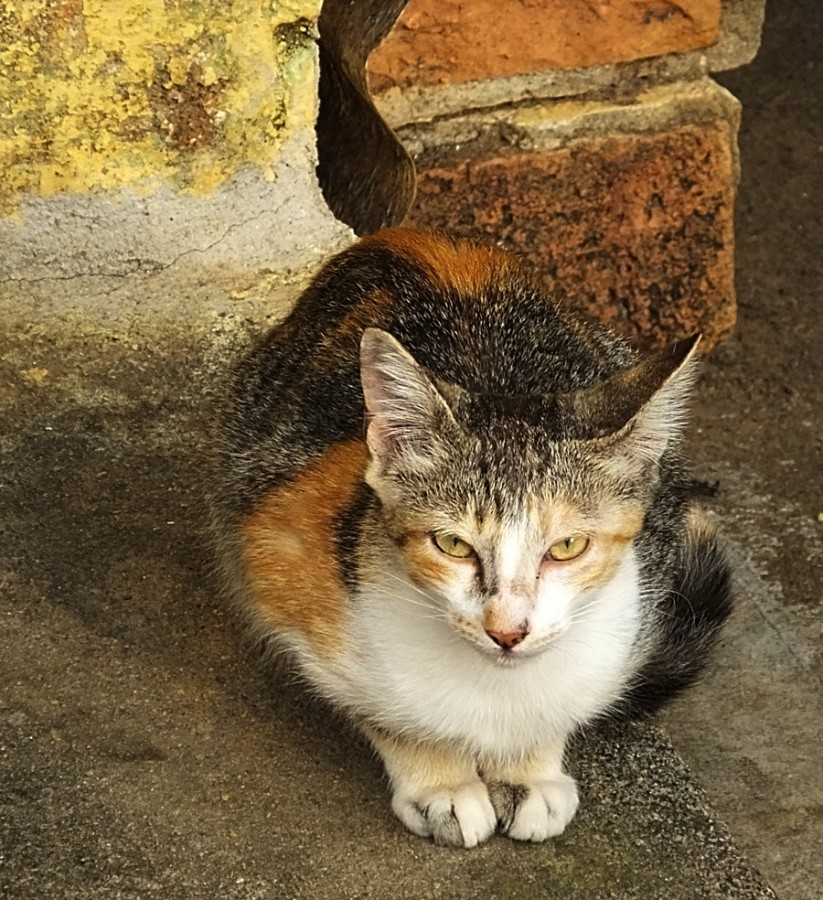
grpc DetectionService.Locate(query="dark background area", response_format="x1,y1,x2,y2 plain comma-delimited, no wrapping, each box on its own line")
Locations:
700,0,822,612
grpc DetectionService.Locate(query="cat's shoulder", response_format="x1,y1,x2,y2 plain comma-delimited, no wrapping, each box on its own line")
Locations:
354,227,519,293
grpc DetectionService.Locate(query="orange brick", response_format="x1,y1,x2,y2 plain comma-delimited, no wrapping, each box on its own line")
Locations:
405,120,736,349
368,0,721,93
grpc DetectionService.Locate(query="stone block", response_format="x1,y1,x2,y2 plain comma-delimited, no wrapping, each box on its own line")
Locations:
405,81,739,350
369,1,764,129
369,0,722,93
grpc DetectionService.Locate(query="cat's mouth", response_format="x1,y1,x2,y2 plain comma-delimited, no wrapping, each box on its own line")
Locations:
473,636,536,666
452,616,555,663
476,630,563,665
492,647,521,667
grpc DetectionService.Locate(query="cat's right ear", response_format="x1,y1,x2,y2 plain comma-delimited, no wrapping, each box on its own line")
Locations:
587,334,701,480
360,328,458,475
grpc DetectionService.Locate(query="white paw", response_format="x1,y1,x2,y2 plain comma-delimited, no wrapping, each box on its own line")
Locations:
498,774,579,842
392,781,497,848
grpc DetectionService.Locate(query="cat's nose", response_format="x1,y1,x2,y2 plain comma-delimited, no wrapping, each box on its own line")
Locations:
485,628,529,649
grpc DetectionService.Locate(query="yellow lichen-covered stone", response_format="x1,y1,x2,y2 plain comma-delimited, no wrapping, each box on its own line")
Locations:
0,0,323,214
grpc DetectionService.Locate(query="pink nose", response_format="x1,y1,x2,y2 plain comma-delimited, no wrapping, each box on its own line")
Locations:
486,629,528,650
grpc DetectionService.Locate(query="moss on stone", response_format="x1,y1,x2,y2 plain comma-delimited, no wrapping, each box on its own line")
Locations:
0,0,323,213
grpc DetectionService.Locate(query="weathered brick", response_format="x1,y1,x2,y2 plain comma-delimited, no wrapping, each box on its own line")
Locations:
405,113,736,349
369,0,721,93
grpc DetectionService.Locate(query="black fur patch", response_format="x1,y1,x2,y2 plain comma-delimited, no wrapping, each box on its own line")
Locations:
416,801,465,847
335,482,375,590
486,781,531,832
618,532,733,717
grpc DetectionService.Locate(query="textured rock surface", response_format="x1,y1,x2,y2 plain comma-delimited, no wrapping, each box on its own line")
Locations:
369,0,722,92
406,83,739,349
0,0,351,281
0,1,320,207
371,1,764,139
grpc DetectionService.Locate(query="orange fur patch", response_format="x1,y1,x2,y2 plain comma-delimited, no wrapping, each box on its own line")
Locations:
573,508,645,593
532,495,579,540
365,228,511,297
532,497,645,594
240,440,368,656
402,532,455,589
333,288,393,341
363,725,477,790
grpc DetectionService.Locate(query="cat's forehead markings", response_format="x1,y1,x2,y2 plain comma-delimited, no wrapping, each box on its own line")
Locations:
498,517,530,583
602,505,646,545
529,494,580,532
365,228,511,297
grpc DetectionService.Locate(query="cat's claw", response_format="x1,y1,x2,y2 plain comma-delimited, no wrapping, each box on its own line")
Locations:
393,783,497,848
489,775,579,842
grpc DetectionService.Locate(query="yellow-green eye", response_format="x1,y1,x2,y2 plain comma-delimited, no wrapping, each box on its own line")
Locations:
432,533,475,559
547,534,590,562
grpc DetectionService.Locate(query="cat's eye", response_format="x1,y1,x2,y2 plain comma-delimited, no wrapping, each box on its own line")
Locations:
432,533,475,559
546,534,590,562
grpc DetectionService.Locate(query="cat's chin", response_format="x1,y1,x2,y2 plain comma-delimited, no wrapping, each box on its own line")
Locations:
463,631,565,666
471,639,543,667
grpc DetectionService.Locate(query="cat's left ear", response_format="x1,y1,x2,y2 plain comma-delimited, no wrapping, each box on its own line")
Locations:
592,334,701,478
360,328,461,475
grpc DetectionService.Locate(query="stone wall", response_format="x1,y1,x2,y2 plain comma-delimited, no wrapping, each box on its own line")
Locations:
0,0,764,346
370,0,723,92
0,0,350,284
371,0,765,348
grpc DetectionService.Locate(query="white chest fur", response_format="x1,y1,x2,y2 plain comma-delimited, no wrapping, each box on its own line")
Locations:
300,553,644,762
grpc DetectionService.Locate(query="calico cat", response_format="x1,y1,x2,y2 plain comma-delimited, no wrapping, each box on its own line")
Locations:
211,228,732,848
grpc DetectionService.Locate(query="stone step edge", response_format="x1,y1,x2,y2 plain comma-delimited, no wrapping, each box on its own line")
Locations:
374,1,764,129
399,78,741,179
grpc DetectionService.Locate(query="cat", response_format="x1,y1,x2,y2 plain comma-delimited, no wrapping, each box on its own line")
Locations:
211,228,732,848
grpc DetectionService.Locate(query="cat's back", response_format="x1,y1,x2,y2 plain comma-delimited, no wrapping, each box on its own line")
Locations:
229,231,635,430
216,229,636,514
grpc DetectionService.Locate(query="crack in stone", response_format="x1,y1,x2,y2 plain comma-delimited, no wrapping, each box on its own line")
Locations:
0,208,278,288
162,207,274,271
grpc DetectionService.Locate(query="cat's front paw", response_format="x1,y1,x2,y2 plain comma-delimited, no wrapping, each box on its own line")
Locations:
488,774,579,842
392,781,497,848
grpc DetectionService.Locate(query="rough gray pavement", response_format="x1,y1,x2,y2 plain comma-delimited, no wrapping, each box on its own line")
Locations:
0,314,774,900
2,3,820,899
662,2,823,897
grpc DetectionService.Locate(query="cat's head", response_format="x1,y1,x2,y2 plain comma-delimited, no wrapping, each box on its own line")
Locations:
359,328,699,662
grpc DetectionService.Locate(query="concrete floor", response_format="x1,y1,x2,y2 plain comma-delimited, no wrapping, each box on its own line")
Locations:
663,3,823,896
1,284,778,900
1,3,820,899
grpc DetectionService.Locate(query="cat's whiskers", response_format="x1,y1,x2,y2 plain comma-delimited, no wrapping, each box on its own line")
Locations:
368,590,447,620
380,572,448,611
564,598,608,630
381,569,439,601
568,598,602,620
367,581,450,624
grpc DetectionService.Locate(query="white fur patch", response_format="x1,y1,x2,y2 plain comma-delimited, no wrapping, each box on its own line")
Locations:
498,516,529,584
305,549,643,762
393,781,497,848
506,774,579,842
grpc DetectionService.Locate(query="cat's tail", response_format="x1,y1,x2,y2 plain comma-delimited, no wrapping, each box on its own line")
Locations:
618,509,734,718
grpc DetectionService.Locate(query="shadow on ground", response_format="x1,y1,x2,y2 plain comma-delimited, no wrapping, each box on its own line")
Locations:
0,325,774,899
